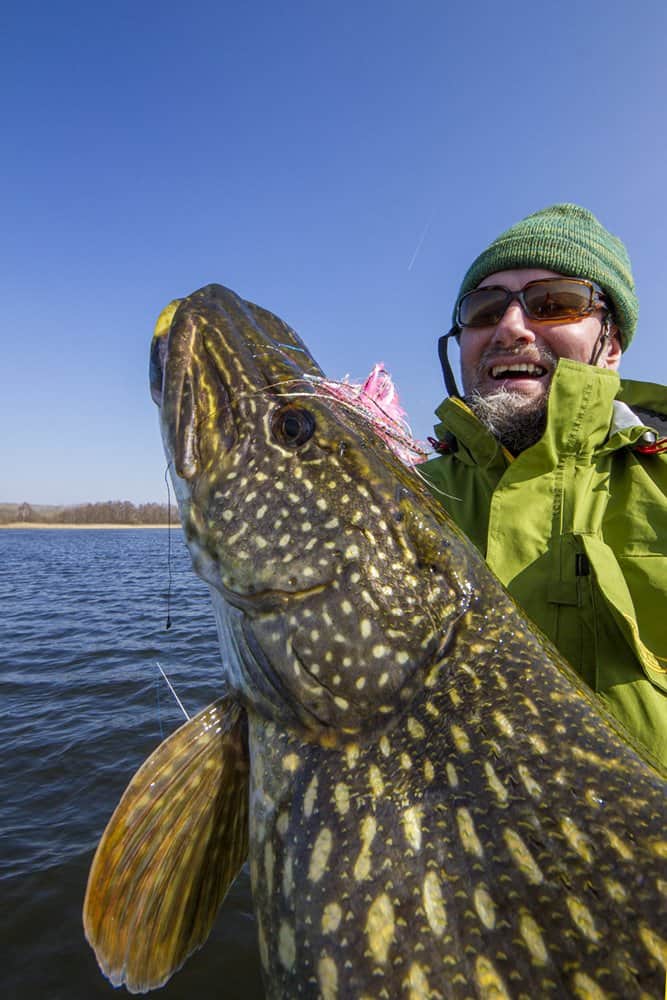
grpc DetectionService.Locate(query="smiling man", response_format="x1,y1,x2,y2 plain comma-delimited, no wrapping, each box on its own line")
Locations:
423,204,667,767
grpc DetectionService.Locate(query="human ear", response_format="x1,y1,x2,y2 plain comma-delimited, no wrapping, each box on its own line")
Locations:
603,328,622,370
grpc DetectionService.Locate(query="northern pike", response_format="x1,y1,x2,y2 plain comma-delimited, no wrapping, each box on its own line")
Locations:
84,284,667,999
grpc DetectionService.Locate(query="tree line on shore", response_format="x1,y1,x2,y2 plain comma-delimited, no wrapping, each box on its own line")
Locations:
2,501,170,525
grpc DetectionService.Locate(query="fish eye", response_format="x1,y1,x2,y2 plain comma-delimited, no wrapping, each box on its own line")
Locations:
271,404,316,447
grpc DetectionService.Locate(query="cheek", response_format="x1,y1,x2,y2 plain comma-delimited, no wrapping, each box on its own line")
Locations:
459,334,486,371
542,333,590,363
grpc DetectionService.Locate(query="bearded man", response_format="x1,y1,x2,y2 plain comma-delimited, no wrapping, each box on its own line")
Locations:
423,204,667,768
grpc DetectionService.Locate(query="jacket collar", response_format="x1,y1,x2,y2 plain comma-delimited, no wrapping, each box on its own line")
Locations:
432,359,660,468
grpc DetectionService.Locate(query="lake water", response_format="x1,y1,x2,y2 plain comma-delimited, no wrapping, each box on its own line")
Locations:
1,529,264,999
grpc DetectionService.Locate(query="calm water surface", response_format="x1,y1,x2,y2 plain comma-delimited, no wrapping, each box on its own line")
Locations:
1,529,263,999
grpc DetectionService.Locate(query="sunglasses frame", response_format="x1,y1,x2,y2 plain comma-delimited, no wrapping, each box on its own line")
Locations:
456,277,607,329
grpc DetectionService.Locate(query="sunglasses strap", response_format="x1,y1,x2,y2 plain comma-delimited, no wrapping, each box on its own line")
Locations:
438,326,462,398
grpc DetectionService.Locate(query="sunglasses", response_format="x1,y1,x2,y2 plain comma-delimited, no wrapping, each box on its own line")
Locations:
456,277,607,328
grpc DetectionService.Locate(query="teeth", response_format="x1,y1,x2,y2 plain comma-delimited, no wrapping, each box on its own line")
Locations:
491,363,546,377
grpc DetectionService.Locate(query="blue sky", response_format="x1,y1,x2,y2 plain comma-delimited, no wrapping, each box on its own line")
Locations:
4,0,667,504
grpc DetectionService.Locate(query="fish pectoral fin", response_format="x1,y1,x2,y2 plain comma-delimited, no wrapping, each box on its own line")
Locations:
83,695,249,993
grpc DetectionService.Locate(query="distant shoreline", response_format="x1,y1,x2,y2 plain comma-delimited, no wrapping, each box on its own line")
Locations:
0,523,172,530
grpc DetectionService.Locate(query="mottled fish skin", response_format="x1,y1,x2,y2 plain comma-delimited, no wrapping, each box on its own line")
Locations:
152,285,667,999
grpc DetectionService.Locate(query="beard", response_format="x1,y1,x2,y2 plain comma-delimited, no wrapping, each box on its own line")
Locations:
462,343,559,454
464,388,548,454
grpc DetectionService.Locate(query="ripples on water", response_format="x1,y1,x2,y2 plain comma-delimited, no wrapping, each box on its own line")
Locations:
1,529,263,999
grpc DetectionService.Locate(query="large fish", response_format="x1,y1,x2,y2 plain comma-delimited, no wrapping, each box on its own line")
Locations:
84,284,666,999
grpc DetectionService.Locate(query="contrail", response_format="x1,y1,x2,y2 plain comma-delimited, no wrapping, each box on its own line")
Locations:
407,220,431,272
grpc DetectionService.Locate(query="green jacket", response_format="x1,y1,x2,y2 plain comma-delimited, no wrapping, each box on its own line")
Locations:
422,359,667,768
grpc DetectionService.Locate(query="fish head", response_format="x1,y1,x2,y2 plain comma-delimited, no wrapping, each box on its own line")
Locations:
151,284,475,740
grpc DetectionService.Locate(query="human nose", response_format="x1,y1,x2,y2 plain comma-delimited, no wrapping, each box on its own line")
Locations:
489,300,537,348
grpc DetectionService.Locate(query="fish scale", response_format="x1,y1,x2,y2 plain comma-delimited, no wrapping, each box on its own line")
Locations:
248,586,664,998
84,283,666,999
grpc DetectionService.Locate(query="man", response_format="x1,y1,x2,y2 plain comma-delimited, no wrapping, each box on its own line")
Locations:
422,204,667,768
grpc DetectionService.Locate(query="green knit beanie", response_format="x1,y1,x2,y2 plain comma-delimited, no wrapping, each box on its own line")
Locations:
454,204,638,349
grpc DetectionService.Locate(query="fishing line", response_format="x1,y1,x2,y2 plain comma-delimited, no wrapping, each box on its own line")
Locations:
155,670,164,740
164,463,173,630
156,661,190,721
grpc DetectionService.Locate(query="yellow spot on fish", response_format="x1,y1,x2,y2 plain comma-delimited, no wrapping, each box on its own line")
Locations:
483,761,508,805
475,955,511,999
425,700,439,718
345,544,360,559
604,878,626,903
355,676,366,690
403,961,430,998
422,871,446,936
317,955,338,1000
283,850,294,897
360,619,372,638
345,744,360,769
396,650,409,664
256,916,270,974
522,696,540,717
457,807,484,858
282,753,300,773
492,669,508,691
503,828,543,884
334,782,350,816
493,710,514,738
449,688,462,707
278,921,296,970
264,842,274,896
407,717,426,740
341,600,353,615
649,839,667,859
373,643,388,658
379,735,391,757
400,753,412,770
308,828,333,883
603,828,634,861
517,764,542,799
528,733,548,754
354,816,377,881
446,762,459,788
473,885,496,929
276,811,289,837
402,806,423,851
566,895,600,942
322,902,343,934
424,759,434,783
303,775,318,818
278,533,291,547
334,696,349,710
639,925,667,967
560,816,593,863
368,765,384,797
519,910,548,965
571,971,609,999
451,724,471,753
365,893,395,965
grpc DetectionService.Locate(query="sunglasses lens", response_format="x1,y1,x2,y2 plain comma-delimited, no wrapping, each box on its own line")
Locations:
457,287,509,327
522,279,593,320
